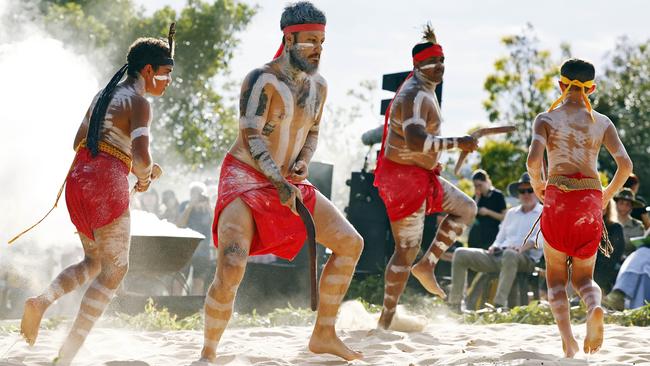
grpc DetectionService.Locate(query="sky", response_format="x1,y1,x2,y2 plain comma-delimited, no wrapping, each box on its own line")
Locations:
136,0,649,136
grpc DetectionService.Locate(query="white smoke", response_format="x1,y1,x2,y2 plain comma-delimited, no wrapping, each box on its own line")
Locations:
0,1,100,310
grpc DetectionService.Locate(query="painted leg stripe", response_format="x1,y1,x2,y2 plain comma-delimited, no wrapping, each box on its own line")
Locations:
324,275,349,285
205,296,232,312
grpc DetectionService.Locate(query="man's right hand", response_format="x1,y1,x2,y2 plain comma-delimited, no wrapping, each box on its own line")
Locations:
457,135,478,152
135,178,151,192
277,179,303,216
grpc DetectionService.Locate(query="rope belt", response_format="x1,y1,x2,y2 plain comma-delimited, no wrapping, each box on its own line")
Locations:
77,138,132,169
547,175,602,191
522,175,612,258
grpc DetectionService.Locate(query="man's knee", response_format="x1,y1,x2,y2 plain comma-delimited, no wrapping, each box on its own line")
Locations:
99,262,128,289
502,249,518,261
394,245,419,263
453,198,478,226
220,243,248,287
84,256,102,278
336,231,364,258
452,247,472,264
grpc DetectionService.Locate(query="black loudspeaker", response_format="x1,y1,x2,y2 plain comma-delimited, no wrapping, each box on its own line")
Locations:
345,171,439,275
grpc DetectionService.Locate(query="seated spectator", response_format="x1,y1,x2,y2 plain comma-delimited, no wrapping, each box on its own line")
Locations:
160,189,180,223
602,228,650,310
594,200,625,293
467,169,507,250
614,188,645,255
624,173,650,229
448,173,543,310
178,181,214,295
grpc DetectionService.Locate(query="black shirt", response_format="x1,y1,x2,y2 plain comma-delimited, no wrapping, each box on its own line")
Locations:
467,189,507,250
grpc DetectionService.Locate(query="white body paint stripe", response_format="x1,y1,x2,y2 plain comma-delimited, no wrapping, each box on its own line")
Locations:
130,127,150,141
90,283,116,299
205,316,229,329
389,265,411,273
333,256,356,267
317,317,337,326
205,296,232,312
82,297,109,311
324,275,349,285
427,253,439,265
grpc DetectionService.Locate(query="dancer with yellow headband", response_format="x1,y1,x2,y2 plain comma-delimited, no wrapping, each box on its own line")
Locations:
527,58,633,357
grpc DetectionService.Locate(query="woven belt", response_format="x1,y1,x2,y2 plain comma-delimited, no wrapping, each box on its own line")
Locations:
547,175,602,192
77,138,132,169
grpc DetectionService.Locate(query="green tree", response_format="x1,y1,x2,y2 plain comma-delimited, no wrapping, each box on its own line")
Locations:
475,139,528,192
483,24,566,146
38,0,255,169
594,37,650,198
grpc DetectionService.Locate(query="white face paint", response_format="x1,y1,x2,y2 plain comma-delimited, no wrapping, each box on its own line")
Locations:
152,74,171,89
419,64,437,70
295,42,315,49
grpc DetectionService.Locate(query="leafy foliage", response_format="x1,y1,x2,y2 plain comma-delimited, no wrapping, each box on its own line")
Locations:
37,0,255,169
483,24,566,146
475,139,528,192
593,37,650,198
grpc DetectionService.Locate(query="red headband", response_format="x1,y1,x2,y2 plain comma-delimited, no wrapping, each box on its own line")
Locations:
412,44,444,65
273,23,326,60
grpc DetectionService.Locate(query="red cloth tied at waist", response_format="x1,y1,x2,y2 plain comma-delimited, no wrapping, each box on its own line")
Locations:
65,147,130,241
373,157,444,222
540,172,603,259
212,154,317,261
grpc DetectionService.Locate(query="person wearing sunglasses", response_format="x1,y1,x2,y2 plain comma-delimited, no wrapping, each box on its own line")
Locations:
448,172,542,312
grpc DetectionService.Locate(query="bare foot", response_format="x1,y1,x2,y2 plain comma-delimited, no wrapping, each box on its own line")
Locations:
199,348,217,364
309,328,363,361
20,297,48,346
377,308,395,330
562,337,579,358
584,306,604,354
411,262,446,299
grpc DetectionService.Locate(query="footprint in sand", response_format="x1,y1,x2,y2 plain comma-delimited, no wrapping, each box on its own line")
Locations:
394,342,416,353
366,329,404,342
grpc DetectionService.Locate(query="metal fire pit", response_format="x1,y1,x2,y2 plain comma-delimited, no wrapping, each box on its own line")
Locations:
128,234,203,274
111,233,205,317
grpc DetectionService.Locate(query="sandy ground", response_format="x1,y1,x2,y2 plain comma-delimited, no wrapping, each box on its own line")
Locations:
1,303,649,366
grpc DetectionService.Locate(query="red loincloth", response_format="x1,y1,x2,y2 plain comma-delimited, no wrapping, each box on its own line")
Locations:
540,173,603,259
373,157,444,222
212,154,317,261
65,147,130,240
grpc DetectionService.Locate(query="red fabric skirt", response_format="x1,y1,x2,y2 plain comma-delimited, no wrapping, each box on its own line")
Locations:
373,157,443,222
540,173,603,259
65,147,130,240
212,154,317,261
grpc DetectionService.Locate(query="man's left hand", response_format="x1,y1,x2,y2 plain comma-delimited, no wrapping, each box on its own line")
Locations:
289,160,309,181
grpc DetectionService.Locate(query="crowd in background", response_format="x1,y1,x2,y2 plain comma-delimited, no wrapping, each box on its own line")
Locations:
450,169,650,311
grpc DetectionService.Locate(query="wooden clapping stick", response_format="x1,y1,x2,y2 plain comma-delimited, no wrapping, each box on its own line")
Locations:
453,126,516,175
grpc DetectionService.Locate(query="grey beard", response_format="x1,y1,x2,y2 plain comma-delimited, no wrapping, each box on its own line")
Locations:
289,46,318,74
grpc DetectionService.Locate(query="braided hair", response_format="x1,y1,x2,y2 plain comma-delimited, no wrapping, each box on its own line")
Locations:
86,29,174,156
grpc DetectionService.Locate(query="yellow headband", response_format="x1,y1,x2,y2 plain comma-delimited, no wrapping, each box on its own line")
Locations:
547,76,595,122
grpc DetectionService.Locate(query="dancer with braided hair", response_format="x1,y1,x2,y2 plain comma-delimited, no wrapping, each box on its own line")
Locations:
18,26,175,365
527,58,632,357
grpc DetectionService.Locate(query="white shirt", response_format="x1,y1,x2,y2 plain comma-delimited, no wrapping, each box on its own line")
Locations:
491,203,544,262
